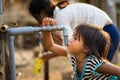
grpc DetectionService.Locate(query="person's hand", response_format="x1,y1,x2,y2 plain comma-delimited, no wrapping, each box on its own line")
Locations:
39,52,59,62
42,17,56,26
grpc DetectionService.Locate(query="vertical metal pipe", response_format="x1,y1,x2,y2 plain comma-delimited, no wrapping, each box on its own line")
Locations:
1,33,5,69
44,50,49,80
8,36,16,80
38,32,49,80
0,0,3,15
0,0,4,24
63,27,68,46
0,32,5,80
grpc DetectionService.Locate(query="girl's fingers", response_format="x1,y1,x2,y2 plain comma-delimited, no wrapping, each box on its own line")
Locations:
50,20,56,26
49,18,56,26
42,19,46,26
42,17,56,26
42,17,49,26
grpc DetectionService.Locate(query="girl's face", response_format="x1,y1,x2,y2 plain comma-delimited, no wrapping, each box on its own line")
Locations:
67,32,85,55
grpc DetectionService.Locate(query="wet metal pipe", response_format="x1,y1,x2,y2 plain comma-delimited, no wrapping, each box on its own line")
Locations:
63,26,68,46
7,26,68,80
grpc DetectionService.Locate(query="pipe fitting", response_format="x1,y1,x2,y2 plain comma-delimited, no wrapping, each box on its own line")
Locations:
0,24,8,32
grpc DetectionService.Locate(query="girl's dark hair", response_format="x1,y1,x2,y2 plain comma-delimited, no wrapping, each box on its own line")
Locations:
28,0,55,20
74,23,110,59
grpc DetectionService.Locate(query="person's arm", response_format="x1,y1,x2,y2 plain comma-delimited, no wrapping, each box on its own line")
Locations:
42,17,67,56
96,61,120,79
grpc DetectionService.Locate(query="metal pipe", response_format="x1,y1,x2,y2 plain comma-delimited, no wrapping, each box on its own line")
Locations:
0,0,4,24
7,25,68,45
0,32,5,80
7,26,64,36
8,36,16,80
0,32,5,69
0,0,3,15
0,24,8,32
6,25,68,80
44,49,49,80
63,26,68,46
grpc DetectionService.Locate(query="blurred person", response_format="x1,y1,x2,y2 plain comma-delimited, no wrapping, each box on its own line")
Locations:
28,0,119,61
41,18,120,80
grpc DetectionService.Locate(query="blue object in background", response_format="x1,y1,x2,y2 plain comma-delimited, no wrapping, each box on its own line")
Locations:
0,0,3,15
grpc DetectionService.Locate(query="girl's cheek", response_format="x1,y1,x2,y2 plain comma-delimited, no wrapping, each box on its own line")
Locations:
68,38,72,43
68,40,71,46
67,42,70,46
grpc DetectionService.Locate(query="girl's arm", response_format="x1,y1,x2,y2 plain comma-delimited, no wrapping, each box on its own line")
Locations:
96,61,120,79
42,17,67,56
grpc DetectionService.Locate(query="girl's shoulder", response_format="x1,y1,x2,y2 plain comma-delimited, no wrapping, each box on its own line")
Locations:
81,55,112,79
88,55,103,64
83,55,104,76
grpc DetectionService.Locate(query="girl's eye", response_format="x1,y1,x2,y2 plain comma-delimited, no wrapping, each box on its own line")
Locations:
74,36,78,40
73,33,79,40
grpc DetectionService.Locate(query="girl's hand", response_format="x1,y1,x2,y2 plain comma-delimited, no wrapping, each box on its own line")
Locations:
42,17,56,26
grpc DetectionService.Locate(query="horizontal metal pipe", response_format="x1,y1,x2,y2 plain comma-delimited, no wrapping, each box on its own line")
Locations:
7,25,69,45
7,26,65,36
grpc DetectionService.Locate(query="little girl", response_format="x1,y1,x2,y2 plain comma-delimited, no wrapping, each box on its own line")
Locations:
41,17,120,80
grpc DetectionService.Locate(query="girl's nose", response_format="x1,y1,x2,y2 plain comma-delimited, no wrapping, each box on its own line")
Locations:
68,37,73,43
68,38,73,46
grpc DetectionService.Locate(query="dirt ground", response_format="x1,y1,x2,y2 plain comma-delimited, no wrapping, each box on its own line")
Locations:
14,49,120,80
14,48,120,80
15,49,74,80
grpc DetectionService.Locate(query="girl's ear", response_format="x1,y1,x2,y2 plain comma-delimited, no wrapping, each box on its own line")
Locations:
84,49,89,53
84,47,89,53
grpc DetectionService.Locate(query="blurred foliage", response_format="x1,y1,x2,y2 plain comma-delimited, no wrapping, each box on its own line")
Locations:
116,63,120,67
